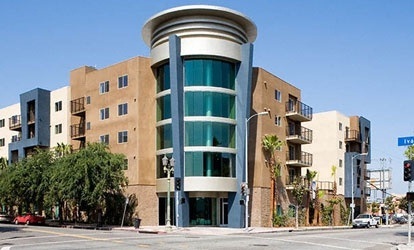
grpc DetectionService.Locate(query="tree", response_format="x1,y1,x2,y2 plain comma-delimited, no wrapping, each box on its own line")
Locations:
292,177,305,228
262,134,284,224
304,170,317,226
404,145,414,160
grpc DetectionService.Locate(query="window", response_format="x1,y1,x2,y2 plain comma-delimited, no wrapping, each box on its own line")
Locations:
118,131,128,143
99,81,109,94
100,134,109,144
275,89,282,102
86,122,91,130
118,103,128,116
339,159,343,168
0,119,5,128
12,135,19,142
0,138,4,147
118,75,128,88
55,124,62,134
100,108,109,120
275,116,282,126
339,141,343,149
86,96,91,104
55,101,62,112
339,122,343,131
339,177,343,186
124,159,128,170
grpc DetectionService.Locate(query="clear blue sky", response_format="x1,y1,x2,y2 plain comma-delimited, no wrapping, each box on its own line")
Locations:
1,0,413,194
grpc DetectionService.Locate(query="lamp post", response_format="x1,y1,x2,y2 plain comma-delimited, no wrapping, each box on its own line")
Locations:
245,111,269,229
162,154,175,228
351,152,367,222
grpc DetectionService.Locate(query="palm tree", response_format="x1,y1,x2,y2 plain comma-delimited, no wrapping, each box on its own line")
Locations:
262,134,284,224
305,169,317,226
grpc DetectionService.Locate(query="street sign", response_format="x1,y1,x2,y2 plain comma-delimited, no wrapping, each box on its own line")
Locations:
398,136,414,146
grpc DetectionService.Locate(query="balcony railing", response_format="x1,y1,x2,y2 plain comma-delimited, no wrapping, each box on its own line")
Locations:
315,181,334,192
286,151,313,167
286,126,312,144
71,97,85,115
9,115,21,130
345,129,361,142
285,100,313,122
71,123,85,139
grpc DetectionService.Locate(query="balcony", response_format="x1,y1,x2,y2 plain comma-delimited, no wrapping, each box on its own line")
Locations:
71,97,85,115
71,123,85,139
285,100,313,122
286,151,313,167
9,115,21,130
27,111,35,124
315,181,334,194
345,129,361,143
286,126,312,144
286,176,304,190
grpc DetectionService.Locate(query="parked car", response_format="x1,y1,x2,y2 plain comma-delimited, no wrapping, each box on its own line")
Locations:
13,213,45,225
352,214,379,228
0,212,14,223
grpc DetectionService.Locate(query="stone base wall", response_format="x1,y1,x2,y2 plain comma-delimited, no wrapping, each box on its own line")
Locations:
250,186,271,227
126,185,158,226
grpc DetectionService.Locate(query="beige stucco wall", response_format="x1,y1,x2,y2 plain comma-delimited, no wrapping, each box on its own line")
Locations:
0,103,20,158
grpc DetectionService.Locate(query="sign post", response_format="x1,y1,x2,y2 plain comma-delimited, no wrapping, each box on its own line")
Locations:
398,136,414,246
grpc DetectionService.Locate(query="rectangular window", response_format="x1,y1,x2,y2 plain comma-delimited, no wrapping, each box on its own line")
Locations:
100,108,109,120
275,89,281,102
86,122,91,130
339,177,343,186
275,116,282,126
118,131,128,143
86,96,91,104
100,134,109,144
55,101,62,112
339,122,343,131
118,103,128,116
118,75,128,88
55,124,62,134
0,119,4,128
99,81,109,94
124,159,128,170
339,141,343,149
0,138,4,147
339,159,343,168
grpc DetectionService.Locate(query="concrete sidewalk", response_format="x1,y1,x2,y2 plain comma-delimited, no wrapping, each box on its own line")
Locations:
113,225,352,235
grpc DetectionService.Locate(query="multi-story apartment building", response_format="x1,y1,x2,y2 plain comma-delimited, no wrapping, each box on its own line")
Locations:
0,104,20,159
302,111,371,220
1,5,316,228
1,87,71,163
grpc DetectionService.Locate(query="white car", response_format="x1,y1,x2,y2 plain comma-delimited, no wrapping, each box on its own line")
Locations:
352,214,379,228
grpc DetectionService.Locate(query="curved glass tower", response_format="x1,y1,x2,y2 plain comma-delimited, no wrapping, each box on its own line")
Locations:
143,5,257,228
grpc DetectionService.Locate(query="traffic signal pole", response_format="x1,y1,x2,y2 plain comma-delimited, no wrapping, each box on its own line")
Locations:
409,180,412,246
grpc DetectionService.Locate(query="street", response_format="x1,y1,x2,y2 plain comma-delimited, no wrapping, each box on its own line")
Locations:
0,224,412,249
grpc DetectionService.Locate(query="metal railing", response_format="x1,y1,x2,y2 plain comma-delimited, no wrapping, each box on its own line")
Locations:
9,115,21,129
345,129,360,142
287,151,313,166
71,97,85,114
285,100,313,120
287,125,313,143
71,123,85,138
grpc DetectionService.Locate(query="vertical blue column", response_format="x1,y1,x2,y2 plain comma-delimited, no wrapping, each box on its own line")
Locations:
169,35,189,227
228,43,254,228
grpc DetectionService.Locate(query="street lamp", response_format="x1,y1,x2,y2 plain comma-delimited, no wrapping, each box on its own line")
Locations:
245,110,269,229
351,152,367,222
162,154,175,228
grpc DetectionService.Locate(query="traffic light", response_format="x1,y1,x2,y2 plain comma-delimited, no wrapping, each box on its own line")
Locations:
241,182,247,196
403,160,414,181
175,178,181,191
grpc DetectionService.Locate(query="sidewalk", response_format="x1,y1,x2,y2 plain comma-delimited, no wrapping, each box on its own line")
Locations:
113,225,352,235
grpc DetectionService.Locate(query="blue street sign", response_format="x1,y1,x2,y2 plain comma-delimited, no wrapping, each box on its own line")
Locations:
398,136,414,146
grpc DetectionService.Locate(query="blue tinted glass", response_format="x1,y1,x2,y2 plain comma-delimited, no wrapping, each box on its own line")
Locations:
185,122,235,148
184,59,235,89
185,152,235,177
156,124,172,150
157,64,170,93
185,92,235,119
156,95,171,121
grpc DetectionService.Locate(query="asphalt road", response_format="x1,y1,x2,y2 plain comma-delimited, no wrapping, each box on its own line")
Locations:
0,223,412,249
